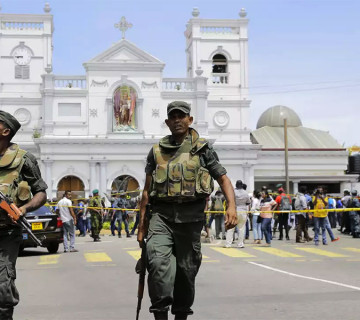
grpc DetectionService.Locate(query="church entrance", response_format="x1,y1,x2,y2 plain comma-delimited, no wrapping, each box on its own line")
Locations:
57,175,85,200
111,175,139,194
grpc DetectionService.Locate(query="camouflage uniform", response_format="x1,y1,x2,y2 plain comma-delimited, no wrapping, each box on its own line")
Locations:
0,144,47,319
89,194,103,241
145,128,226,317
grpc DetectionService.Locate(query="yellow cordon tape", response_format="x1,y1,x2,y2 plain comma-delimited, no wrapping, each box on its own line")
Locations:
45,204,360,215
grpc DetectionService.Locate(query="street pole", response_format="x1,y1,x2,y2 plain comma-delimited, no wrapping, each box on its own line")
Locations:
284,118,290,193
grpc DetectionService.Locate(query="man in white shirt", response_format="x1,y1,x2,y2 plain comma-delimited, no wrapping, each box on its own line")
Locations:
57,191,78,252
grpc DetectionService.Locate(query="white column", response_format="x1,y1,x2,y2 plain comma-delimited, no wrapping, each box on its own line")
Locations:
100,161,108,194
89,161,96,192
43,160,53,199
293,180,299,194
242,164,251,189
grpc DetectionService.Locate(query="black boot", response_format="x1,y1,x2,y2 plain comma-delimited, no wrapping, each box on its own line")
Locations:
174,313,188,320
154,311,168,320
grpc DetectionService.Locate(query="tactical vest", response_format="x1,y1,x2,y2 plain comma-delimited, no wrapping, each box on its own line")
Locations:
150,137,214,202
0,144,31,225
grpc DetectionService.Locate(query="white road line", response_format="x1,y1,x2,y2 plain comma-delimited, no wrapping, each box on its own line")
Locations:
248,261,360,292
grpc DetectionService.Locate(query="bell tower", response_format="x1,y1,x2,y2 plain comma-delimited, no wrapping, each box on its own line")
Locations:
184,8,251,142
0,3,54,86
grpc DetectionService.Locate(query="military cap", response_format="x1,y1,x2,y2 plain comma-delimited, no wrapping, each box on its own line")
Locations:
92,189,99,195
167,101,191,115
0,110,21,135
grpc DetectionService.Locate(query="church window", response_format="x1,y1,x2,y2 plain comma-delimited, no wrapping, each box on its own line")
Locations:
212,54,228,84
113,86,137,132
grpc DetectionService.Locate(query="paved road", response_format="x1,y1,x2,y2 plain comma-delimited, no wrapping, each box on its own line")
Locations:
15,229,360,320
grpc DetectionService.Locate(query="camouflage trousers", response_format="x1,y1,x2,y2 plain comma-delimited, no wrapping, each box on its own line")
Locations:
90,212,103,238
146,213,203,316
0,226,22,320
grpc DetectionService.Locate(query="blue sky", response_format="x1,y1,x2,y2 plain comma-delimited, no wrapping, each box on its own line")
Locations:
2,0,359,146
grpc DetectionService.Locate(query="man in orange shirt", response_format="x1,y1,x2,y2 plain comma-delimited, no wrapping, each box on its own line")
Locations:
275,188,292,240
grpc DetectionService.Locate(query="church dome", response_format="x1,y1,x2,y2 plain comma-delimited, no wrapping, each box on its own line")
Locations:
256,105,302,129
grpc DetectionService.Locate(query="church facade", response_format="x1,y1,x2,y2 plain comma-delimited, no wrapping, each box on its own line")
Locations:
0,5,356,199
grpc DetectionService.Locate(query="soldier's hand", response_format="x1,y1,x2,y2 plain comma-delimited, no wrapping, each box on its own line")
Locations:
225,208,237,230
137,228,145,248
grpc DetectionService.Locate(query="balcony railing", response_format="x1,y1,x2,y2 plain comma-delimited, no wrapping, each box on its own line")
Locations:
211,73,229,84
162,78,194,91
200,26,237,34
54,76,87,89
1,21,44,30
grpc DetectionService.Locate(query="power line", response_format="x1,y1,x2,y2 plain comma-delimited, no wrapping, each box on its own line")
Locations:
251,83,360,95
251,79,360,89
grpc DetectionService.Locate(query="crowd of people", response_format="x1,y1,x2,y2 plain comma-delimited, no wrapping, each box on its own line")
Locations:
51,189,140,252
205,182,360,248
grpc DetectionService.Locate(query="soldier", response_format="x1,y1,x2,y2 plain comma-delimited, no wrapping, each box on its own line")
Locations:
0,111,47,319
89,189,103,242
137,101,237,320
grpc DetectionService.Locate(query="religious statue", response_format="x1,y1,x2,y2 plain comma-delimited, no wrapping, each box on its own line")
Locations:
113,86,137,131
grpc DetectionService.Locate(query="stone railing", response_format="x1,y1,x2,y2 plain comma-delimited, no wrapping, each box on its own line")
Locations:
200,26,237,34
54,76,87,89
162,78,194,91
211,73,229,84
1,21,44,30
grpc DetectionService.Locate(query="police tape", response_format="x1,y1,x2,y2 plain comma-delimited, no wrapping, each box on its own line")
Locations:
45,203,360,215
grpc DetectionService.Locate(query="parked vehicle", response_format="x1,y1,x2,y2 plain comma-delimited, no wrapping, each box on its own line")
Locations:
20,205,63,254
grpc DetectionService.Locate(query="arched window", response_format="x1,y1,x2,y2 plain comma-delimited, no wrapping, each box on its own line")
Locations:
57,175,85,200
212,54,228,84
113,86,137,132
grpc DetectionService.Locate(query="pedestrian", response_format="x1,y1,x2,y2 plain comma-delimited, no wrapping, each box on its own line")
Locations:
137,101,237,320
348,190,360,238
57,191,78,252
251,190,262,244
225,180,250,248
340,189,352,234
274,187,292,240
211,190,226,240
294,186,312,243
113,191,131,238
0,111,47,320
327,195,337,228
260,190,277,246
89,189,103,242
77,199,86,236
312,187,328,245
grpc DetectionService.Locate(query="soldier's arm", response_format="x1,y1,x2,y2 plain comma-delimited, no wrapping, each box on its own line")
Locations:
217,174,237,229
19,191,47,216
19,153,48,215
137,174,152,248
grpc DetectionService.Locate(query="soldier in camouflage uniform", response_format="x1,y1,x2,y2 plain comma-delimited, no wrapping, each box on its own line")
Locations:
89,189,103,242
0,111,47,320
137,101,237,320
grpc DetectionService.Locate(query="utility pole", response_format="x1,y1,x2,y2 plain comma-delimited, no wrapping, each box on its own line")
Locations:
284,118,290,193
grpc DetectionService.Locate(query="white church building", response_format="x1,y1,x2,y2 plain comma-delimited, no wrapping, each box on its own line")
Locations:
0,4,357,199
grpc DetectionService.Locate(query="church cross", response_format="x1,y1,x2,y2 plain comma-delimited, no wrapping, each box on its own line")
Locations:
114,16,133,39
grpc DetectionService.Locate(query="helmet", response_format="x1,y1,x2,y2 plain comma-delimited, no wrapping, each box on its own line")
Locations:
351,189,358,196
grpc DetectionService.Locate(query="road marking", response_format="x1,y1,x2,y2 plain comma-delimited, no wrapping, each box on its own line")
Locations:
252,247,303,258
343,248,360,253
249,261,360,291
202,260,220,263
38,255,60,265
127,250,141,260
210,247,255,258
202,255,209,259
296,248,348,258
84,252,112,262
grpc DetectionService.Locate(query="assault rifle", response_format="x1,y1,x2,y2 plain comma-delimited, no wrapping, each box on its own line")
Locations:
135,203,151,320
0,191,43,247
